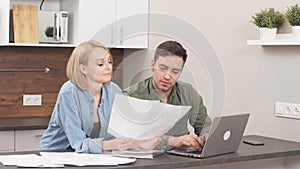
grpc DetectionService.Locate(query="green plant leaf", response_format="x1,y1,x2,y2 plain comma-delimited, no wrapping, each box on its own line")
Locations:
285,4,300,26
251,8,284,28
44,26,54,37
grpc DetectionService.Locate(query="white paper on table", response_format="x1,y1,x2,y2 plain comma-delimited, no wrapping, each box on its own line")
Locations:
16,155,64,168
0,154,63,167
40,152,136,166
0,154,38,166
112,149,164,159
108,94,191,139
112,153,153,159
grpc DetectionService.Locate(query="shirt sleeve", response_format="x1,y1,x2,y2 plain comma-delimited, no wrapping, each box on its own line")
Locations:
188,87,212,136
154,135,173,151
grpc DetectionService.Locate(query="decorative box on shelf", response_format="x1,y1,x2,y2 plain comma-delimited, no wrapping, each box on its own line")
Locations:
247,34,300,46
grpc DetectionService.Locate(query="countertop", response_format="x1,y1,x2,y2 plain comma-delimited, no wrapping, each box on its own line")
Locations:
1,135,300,169
0,117,50,131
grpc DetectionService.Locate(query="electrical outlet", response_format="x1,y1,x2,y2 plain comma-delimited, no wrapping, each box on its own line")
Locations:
275,102,300,119
23,95,42,106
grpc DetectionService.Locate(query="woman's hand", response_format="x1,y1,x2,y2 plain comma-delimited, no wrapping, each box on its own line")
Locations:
102,137,163,151
102,138,136,151
135,137,164,150
103,137,164,151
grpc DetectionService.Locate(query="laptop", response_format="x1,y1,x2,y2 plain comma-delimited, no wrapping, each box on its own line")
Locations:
167,113,250,158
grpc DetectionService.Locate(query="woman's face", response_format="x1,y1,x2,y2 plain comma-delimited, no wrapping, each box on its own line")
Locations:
82,47,113,85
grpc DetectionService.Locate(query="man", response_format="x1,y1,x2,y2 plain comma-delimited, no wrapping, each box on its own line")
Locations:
123,40,211,150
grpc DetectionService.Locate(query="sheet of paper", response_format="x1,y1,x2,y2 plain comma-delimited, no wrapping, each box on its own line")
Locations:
112,149,164,159
40,152,136,166
112,153,153,159
0,154,38,166
16,155,64,168
0,154,63,167
108,94,191,139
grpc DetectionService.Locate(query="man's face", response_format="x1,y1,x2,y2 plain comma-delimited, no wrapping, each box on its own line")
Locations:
151,55,184,93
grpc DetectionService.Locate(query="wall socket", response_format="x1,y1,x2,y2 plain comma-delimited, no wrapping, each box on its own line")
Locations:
23,95,42,106
275,102,300,120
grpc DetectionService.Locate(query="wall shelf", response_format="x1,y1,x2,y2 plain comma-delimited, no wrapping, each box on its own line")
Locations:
0,43,76,47
247,34,300,46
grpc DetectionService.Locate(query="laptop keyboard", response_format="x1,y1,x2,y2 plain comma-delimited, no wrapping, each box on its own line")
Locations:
186,150,203,154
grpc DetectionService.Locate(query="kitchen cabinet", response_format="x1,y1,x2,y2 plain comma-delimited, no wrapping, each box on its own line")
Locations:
62,0,148,48
114,0,148,48
0,0,148,48
15,129,45,152
0,129,45,152
0,131,14,152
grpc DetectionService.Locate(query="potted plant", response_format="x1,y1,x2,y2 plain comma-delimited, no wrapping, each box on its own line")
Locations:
251,8,285,40
44,26,54,40
285,4,300,39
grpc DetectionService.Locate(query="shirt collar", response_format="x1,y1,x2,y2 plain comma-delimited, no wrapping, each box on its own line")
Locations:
147,77,181,105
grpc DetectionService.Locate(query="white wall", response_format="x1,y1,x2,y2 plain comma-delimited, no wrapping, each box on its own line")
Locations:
123,0,300,142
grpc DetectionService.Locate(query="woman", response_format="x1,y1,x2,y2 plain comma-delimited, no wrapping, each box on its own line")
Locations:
40,40,159,153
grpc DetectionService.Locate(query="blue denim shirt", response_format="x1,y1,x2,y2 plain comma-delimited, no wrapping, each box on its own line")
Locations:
40,80,121,153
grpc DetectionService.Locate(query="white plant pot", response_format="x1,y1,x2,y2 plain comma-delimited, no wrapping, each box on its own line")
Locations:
259,28,277,40
292,26,300,39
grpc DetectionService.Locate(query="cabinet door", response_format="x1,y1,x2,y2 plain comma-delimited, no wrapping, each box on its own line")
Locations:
115,0,148,48
15,129,45,152
79,0,116,47
0,131,14,152
77,0,148,48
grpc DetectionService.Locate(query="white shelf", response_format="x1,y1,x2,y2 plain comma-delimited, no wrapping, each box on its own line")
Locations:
0,43,76,47
247,34,300,46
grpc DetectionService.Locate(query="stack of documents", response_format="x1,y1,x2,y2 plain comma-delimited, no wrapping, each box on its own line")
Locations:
112,149,164,159
108,94,191,139
0,152,136,167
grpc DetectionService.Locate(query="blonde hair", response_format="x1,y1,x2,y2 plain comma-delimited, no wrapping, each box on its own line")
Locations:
66,40,113,90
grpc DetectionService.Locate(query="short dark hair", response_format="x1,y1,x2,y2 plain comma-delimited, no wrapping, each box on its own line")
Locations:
154,40,188,66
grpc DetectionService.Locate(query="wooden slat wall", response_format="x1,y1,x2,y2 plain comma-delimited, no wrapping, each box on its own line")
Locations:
0,47,123,118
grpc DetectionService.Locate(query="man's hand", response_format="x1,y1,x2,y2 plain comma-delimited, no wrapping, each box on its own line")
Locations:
168,133,208,150
198,133,208,146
